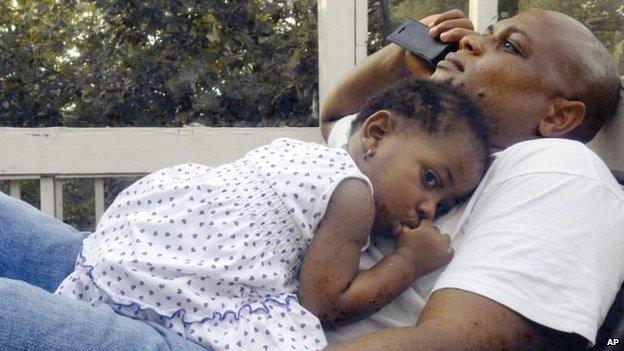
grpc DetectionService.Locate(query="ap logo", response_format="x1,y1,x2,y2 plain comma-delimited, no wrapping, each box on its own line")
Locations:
607,338,620,346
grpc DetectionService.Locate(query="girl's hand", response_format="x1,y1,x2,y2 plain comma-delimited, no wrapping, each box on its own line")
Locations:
420,9,478,43
394,219,453,275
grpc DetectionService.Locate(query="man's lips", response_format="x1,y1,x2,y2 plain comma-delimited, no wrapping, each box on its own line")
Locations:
436,56,464,72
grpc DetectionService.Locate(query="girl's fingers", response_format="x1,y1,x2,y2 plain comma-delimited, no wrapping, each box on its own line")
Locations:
416,218,438,232
392,222,404,236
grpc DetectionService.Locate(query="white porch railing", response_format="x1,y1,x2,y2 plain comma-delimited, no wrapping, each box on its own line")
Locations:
1,124,623,227
0,127,323,224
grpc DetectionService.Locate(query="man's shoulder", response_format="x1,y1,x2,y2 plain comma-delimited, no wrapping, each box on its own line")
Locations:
492,138,607,180
497,138,588,165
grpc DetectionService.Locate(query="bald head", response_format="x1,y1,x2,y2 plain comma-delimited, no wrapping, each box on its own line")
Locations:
430,9,620,147
526,10,620,142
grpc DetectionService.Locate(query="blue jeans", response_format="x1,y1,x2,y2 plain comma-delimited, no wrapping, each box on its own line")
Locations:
0,192,208,351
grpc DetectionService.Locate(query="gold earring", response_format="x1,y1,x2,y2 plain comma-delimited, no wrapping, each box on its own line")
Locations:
363,146,376,160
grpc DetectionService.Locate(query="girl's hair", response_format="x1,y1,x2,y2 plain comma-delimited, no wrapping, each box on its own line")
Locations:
351,78,492,163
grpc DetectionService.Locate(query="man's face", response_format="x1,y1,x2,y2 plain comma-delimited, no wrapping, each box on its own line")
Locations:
430,11,574,148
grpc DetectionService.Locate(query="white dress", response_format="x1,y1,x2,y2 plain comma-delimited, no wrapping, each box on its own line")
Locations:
56,138,372,351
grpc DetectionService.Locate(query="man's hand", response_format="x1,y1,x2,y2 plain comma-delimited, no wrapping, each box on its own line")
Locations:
420,9,477,43
403,9,477,77
394,219,453,276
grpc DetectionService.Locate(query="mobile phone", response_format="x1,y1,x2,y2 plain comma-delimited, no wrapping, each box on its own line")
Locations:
387,18,458,67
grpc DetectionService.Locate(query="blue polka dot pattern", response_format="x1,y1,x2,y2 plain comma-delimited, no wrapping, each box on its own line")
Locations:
56,138,373,351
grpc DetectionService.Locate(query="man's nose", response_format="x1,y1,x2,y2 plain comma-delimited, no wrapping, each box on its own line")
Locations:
459,34,483,56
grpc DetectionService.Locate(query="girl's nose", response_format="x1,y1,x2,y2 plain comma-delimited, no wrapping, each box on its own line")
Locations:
417,199,438,220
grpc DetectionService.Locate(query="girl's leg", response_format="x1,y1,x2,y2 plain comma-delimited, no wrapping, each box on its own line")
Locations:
0,278,209,351
0,191,87,292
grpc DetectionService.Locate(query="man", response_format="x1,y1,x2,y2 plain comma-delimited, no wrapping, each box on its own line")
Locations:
321,9,623,351
0,9,621,351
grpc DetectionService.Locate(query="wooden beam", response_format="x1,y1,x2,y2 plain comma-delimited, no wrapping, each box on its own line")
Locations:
9,180,20,199
94,178,105,226
0,127,323,177
469,0,499,32
55,179,63,221
317,0,367,110
40,176,56,218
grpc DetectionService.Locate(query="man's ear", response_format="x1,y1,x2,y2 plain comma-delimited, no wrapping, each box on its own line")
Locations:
538,98,586,137
361,110,395,147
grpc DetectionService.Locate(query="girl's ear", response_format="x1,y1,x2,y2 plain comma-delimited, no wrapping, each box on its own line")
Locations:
361,110,395,147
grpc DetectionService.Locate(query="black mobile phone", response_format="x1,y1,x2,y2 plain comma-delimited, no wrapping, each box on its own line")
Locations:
387,18,458,67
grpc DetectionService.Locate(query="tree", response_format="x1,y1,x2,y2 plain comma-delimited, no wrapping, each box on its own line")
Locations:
0,0,319,128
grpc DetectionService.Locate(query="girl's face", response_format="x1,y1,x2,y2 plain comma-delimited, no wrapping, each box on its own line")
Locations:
356,119,485,236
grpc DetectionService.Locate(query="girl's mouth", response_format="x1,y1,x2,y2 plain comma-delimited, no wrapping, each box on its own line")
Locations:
391,219,419,237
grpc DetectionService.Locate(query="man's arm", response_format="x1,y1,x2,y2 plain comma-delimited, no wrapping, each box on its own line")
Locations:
319,9,476,141
325,288,585,351
319,43,416,141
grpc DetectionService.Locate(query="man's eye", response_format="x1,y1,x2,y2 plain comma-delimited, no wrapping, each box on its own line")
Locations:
501,40,519,54
422,169,439,188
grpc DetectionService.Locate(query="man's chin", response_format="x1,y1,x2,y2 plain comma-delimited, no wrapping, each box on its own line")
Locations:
430,71,456,86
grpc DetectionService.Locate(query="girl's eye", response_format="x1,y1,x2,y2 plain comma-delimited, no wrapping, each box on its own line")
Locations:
422,168,439,188
436,201,452,218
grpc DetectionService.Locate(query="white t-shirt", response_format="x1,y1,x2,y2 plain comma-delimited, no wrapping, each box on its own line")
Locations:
326,114,624,345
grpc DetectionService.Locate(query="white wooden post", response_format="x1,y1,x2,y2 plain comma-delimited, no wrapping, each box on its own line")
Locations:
9,180,20,199
317,0,368,110
94,178,105,226
55,179,63,220
354,0,368,64
469,0,499,32
40,176,62,220
40,176,56,217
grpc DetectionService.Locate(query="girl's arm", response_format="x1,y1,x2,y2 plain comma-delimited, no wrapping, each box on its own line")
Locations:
298,179,452,325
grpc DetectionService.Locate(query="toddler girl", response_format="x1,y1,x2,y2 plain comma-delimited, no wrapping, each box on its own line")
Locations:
56,79,491,351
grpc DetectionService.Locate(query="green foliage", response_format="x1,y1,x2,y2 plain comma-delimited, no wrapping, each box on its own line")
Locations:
62,178,95,230
0,0,319,128
389,0,469,22
61,177,139,230
0,180,40,209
